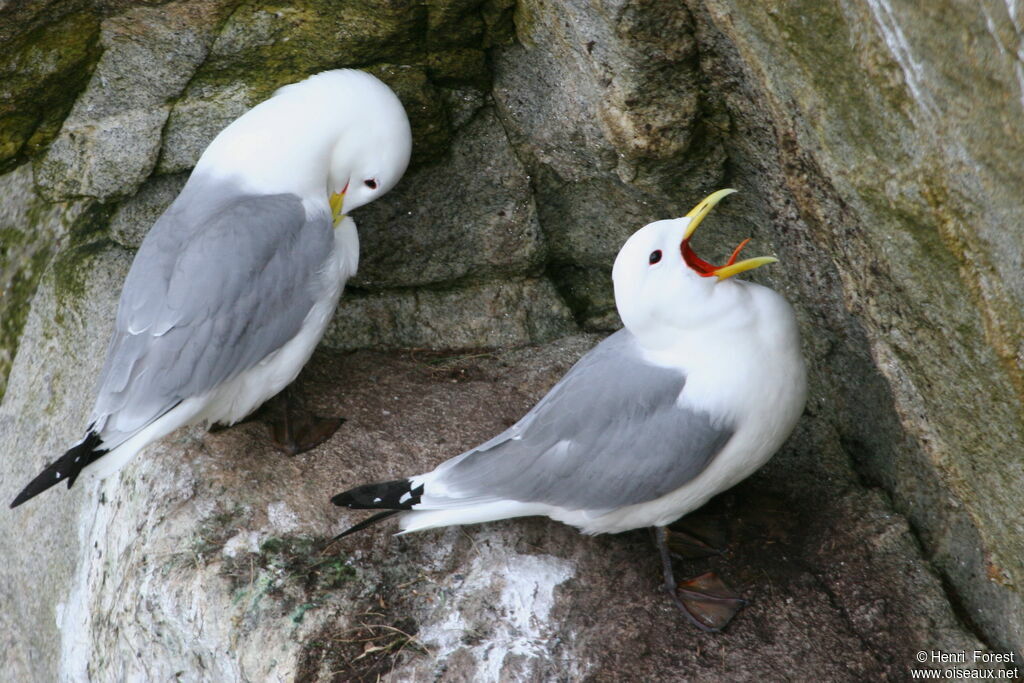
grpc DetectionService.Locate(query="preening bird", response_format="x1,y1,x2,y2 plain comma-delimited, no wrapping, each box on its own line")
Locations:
332,189,807,630
11,69,412,508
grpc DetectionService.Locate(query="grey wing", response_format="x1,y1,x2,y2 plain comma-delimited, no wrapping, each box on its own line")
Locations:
91,182,333,443
433,329,734,510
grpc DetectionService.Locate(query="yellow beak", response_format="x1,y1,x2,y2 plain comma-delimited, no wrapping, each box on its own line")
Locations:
683,188,737,240
682,188,778,280
329,190,346,226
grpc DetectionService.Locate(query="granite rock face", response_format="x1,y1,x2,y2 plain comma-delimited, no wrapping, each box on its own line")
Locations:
1,0,1022,680
689,0,1024,656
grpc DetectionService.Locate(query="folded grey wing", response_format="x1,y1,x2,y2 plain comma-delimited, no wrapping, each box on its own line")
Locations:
91,185,333,442
432,329,735,510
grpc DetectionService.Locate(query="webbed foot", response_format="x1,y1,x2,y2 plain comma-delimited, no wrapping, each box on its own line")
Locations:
267,399,345,456
654,526,746,631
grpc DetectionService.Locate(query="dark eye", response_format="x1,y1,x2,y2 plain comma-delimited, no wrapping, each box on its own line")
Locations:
364,179,378,190
649,250,662,265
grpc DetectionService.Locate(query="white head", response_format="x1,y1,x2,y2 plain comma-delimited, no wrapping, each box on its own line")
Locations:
612,189,778,343
309,70,412,215
196,69,412,219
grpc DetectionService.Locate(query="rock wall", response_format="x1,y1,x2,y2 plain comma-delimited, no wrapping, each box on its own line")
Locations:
1,0,1021,680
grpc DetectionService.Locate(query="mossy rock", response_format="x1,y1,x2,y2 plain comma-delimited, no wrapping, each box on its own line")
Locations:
0,11,102,173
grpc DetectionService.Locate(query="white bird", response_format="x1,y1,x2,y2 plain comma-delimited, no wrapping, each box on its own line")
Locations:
332,189,807,630
12,69,412,508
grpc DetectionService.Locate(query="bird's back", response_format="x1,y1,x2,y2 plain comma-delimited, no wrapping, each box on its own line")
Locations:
90,176,334,448
392,330,735,527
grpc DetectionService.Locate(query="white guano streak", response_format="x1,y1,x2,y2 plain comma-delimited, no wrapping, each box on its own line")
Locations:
864,0,937,118
418,552,576,681
1007,0,1024,111
982,0,1024,112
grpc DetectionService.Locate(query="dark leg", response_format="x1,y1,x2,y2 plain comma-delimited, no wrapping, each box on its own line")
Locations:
653,526,746,632
666,506,730,559
665,527,724,560
264,387,345,456
208,416,256,433
207,387,344,454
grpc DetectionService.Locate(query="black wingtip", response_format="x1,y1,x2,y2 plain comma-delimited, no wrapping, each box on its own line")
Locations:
11,466,63,509
10,432,107,508
330,510,401,542
328,479,423,541
331,479,423,510
9,487,34,509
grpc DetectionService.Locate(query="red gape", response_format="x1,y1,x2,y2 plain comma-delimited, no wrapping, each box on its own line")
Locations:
681,237,751,277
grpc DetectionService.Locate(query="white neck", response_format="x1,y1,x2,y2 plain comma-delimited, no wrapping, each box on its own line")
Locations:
634,281,804,425
628,279,753,353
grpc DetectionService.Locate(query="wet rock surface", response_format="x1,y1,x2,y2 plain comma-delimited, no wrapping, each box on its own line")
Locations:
1,0,1022,679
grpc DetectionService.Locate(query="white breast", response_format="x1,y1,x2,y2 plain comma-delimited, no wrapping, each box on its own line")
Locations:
199,216,359,426
560,284,807,534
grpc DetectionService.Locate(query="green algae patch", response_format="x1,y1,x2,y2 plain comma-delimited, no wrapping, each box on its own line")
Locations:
190,505,251,560
0,169,106,400
193,0,427,98
0,236,54,400
222,536,358,608
47,204,117,316
173,0,498,171
50,239,117,325
0,11,102,172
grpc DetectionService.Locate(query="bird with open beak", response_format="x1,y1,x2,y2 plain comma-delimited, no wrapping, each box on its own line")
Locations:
332,189,807,630
11,69,412,508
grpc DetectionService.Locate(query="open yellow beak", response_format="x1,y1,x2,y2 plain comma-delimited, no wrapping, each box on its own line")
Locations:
329,189,346,226
682,188,777,280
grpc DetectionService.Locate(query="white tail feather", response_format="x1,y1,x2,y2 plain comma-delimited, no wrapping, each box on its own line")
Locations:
397,501,550,534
